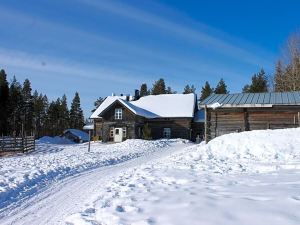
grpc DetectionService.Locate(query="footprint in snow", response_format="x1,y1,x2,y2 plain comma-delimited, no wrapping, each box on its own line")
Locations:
291,196,300,201
116,205,125,212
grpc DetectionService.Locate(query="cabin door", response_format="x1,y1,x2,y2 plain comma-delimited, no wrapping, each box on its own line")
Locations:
114,128,123,142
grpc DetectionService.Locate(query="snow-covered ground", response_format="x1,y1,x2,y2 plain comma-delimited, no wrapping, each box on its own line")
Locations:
1,128,300,225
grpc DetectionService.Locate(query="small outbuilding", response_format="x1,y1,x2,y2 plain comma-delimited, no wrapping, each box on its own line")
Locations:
199,91,300,141
62,129,90,143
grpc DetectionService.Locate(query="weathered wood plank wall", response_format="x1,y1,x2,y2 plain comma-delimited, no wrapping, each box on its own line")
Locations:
206,106,300,141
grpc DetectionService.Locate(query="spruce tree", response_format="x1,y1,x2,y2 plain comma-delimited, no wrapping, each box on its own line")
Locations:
0,69,9,135
183,84,196,94
274,61,285,92
140,83,149,97
8,76,24,135
32,91,49,137
22,79,34,135
92,97,104,112
243,69,268,93
47,100,60,136
69,92,84,130
200,81,213,101
166,86,176,94
214,78,229,94
60,94,70,132
151,78,167,95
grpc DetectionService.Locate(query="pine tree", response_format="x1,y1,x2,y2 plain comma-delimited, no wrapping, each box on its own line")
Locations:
0,69,9,135
69,92,84,130
243,69,268,93
92,97,104,112
8,76,24,135
183,84,196,94
274,60,285,92
60,94,70,132
214,78,229,94
32,91,49,137
200,81,213,101
151,78,166,95
166,86,176,94
22,79,34,135
140,83,149,97
42,95,49,136
46,99,61,136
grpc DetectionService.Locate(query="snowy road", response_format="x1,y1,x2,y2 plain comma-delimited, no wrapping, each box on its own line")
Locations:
0,142,189,225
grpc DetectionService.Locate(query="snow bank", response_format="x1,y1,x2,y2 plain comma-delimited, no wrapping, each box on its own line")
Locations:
0,139,184,209
65,128,300,225
170,128,300,173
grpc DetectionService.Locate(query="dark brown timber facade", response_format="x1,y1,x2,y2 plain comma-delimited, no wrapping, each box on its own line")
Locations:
91,94,203,142
200,92,300,142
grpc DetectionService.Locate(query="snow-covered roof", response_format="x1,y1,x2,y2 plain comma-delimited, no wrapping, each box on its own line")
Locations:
83,123,94,130
90,93,196,119
64,129,89,141
90,96,127,119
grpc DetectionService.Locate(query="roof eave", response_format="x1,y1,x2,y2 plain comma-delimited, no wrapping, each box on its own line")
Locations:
199,103,300,108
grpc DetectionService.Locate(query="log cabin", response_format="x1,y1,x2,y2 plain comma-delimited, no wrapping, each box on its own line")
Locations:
199,91,300,142
90,93,204,142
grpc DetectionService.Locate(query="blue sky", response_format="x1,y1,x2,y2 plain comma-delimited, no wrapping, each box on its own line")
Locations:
0,0,299,117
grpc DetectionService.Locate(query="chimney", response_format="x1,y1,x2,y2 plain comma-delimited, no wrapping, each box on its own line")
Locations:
134,89,140,100
126,95,130,101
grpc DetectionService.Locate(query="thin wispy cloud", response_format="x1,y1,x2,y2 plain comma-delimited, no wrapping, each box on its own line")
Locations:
0,5,249,82
0,0,279,115
0,48,146,85
78,0,275,68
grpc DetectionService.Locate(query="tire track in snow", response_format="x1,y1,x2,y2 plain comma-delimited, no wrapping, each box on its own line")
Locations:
0,143,190,225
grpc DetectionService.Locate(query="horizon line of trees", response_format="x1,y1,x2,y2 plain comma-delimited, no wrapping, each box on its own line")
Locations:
0,70,84,137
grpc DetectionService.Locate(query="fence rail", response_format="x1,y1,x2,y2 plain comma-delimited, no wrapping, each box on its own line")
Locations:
0,136,35,153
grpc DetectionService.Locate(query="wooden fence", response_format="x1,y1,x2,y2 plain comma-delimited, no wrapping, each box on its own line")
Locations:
0,136,35,153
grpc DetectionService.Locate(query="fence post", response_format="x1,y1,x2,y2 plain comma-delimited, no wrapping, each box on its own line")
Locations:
33,136,36,151
204,105,208,144
1,134,3,151
22,136,25,153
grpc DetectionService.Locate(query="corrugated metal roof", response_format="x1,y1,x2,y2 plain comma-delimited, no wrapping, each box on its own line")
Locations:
199,91,300,107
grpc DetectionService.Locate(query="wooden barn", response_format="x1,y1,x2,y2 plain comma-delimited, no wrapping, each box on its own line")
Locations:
90,93,203,142
199,92,300,142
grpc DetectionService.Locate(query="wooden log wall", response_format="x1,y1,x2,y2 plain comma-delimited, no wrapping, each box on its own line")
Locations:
146,118,192,140
207,106,300,141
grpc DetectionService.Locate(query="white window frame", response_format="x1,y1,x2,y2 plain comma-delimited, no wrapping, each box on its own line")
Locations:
115,108,123,120
163,128,171,139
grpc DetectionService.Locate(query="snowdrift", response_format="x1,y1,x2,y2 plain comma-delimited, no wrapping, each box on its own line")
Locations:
170,128,300,173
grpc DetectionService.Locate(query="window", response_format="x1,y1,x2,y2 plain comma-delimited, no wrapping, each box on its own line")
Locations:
123,127,127,138
110,127,114,138
115,108,122,120
163,128,171,139
115,129,119,134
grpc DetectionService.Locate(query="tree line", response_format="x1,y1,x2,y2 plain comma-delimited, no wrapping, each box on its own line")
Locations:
0,70,84,137
133,31,300,103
